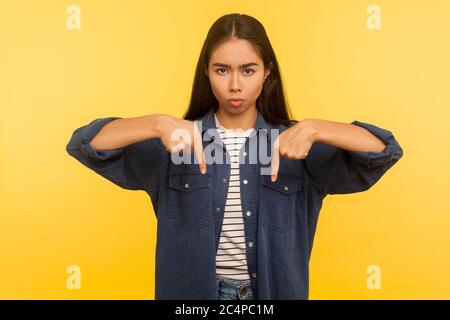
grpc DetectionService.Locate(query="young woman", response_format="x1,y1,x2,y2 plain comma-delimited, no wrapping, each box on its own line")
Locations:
66,13,403,300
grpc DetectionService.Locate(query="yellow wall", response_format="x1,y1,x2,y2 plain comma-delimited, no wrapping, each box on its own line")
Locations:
1,0,449,299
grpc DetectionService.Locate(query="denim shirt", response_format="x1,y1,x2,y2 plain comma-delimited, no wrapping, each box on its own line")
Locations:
66,108,403,300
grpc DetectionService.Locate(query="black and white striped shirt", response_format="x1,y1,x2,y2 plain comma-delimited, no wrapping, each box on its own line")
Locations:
214,113,255,281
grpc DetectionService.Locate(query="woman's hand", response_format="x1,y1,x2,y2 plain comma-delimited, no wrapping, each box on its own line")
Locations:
270,119,319,182
155,114,206,174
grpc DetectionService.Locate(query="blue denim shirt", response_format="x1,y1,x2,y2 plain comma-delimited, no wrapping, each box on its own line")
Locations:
66,108,403,299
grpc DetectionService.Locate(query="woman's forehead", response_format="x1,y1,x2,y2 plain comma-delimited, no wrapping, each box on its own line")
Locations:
209,39,263,65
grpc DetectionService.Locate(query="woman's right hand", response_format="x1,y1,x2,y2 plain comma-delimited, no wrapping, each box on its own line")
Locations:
155,114,206,174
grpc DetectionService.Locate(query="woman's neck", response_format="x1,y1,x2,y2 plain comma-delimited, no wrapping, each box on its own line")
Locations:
215,107,257,131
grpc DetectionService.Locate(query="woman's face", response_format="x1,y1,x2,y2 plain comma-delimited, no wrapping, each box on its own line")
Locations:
205,37,270,116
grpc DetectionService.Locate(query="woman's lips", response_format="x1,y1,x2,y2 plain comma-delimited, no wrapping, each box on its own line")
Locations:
228,99,243,107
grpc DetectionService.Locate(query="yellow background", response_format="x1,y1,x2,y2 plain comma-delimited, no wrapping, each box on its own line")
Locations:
1,0,449,299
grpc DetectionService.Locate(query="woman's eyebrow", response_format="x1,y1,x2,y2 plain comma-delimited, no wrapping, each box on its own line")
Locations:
212,62,259,68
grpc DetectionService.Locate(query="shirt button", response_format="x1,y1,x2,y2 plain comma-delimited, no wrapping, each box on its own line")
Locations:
248,241,253,247
243,151,247,156
184,183,190,189
216,207,221,212
246,211,252,217
222,178,227,183
284,185,289,191
243,179,248,184
252,273,257,278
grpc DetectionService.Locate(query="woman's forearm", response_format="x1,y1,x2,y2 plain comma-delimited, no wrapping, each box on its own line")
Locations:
90,114,162,151
308,119,386,153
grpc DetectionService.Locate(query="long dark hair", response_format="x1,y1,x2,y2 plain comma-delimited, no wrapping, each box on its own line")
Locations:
183,13,297,126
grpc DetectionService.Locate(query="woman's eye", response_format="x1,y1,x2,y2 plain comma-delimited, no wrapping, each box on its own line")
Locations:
214,68,255,75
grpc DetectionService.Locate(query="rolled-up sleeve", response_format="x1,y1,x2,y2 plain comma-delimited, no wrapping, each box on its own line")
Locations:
66,117,165,193
304,120,404,196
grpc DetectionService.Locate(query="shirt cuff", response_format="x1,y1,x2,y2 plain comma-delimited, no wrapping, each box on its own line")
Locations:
347,120,402,168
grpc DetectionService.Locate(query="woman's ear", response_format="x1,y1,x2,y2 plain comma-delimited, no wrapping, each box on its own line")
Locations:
264,62,272,81
204,64,208,77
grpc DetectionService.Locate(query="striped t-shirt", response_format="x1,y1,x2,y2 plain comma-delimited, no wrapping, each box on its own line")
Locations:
214,113,255,281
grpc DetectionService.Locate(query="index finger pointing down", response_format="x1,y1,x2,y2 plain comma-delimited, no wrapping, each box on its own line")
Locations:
193,120,206,174
271,137,280,182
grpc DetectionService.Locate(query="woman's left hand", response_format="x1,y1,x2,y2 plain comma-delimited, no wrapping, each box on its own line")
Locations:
270,119,320,182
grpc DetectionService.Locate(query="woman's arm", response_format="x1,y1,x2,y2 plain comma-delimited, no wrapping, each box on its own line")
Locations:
309,119,386,153
307,120,403,196
66,115,166,193
90,114,162,151
66,113,206,194
271,119,403,196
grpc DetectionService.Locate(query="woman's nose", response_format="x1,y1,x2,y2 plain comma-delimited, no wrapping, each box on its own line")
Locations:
229,72,242,91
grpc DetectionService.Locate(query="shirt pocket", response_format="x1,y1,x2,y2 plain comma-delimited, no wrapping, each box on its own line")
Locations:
168,171,212,230
261,173,302,232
